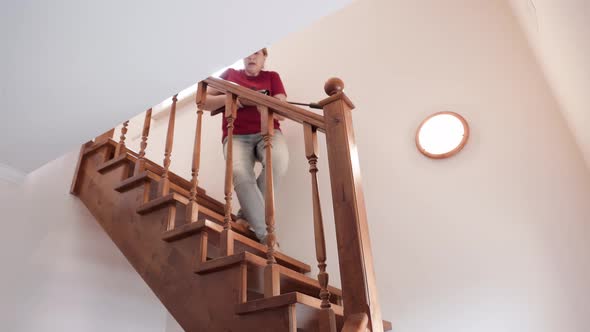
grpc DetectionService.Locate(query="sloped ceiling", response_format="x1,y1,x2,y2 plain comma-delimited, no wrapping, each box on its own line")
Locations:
0,0,353,174
509,0,590,169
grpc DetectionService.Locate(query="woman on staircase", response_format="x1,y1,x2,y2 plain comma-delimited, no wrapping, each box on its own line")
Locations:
203,48,288,248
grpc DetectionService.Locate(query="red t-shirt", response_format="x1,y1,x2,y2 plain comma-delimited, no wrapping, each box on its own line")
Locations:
220,68,286,139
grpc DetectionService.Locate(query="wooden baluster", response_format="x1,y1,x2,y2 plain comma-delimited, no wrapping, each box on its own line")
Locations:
134,108,152,176
260,106,277,265
158,94,178,196
114,120,129,157
186,82,208,223
303,123,331,308
304,122,336,331
260,105,281,299
223,93,238,229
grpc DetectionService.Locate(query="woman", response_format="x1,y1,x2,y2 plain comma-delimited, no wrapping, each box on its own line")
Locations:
203,48,289,246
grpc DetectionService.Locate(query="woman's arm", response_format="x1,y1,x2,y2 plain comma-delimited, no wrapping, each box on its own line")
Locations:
273,94,286,121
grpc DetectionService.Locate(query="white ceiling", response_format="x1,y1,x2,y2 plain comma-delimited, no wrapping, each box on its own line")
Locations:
0,0,353,174
2,0,588,175
509,0,590,169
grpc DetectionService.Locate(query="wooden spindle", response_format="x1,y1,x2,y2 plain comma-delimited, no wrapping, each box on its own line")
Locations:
303,123,331,308
134,108,152,176
186,82,208,223
158,94,178,196
114,120,129,157
260,106,277,265
223,93,238,229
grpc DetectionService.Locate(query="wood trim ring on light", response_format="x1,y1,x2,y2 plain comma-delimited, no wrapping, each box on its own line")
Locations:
415,111,469,159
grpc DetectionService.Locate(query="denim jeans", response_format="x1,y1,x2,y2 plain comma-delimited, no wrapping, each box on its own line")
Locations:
223,131,289,242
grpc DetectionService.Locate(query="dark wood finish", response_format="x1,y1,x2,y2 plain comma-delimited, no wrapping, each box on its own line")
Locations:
303,123,331,309
223,93,238,229
260,106,277,265
161,218,311,274
96,153,128,174
114,120,129,157
70,140,93,194
196,231,208,266
186,83,207,223
236,292,343,316
94,128,115,143
72,75,392,331
204,77,326,131
159,94,178,196
73,150,297,331
324,78,345,96
134,108,152,176
318,307,338,332
320,79,384,331
342,313,368,332
265,264,281,297
220,229,235,256
137,192,186,214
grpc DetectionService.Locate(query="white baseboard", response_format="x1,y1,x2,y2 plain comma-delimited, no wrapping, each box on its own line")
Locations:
0,163,26,184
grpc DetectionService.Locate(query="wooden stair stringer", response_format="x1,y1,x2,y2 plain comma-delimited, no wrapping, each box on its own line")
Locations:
74,143,298,331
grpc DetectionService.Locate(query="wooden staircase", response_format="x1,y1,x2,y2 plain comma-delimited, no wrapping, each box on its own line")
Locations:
71,77,391,331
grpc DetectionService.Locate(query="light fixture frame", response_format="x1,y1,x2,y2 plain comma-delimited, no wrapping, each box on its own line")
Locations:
415,111,470,159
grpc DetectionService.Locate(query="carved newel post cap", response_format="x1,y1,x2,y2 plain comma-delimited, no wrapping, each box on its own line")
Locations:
324,77,344,96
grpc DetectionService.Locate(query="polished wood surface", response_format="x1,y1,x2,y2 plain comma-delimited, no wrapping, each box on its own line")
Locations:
72,76,390,331
204,76,326,131
303,123,332,310
319,80,384,331
95,128,115,143
341,312,368,332
260,106,277,265
114,120,129,157
223,93,238,229
159,94,178,196
135,108,152,176
187,83,208,223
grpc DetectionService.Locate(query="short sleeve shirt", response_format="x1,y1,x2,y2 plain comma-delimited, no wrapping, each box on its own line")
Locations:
220,68,286,139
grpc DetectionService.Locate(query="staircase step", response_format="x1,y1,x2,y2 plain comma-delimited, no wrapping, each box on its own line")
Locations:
96,153,130,174
235,291,343,316
164,220,311,274
195,251,341,306
235,292,393,331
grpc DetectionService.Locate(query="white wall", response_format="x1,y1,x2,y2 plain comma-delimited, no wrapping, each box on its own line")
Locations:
262,0,590,331
101,1,590,330
509,0,590,170
0,0,356,174
0,151,168,332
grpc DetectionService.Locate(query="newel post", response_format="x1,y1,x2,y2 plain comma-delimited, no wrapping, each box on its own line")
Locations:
318,78,383,332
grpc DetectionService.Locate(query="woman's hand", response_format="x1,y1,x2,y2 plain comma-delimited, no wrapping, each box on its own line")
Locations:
237,97,256,107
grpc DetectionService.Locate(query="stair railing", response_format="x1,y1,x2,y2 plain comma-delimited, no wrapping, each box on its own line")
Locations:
100,76,384,332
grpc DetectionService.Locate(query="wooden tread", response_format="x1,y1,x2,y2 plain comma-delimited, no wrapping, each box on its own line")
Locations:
235,292,393,331
235,291,343,316
195,251,341,306
165,220,311,274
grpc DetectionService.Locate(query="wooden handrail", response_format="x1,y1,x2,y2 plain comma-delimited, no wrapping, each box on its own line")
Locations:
203,76,326,131
95,76,384,331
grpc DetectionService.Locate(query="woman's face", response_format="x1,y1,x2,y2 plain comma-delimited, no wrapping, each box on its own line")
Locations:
243,50,266,76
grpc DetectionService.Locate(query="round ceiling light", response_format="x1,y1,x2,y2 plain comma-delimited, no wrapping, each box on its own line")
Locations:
416,111,469,159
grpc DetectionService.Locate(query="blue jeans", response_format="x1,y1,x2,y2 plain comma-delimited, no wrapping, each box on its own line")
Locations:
223,132,289,242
